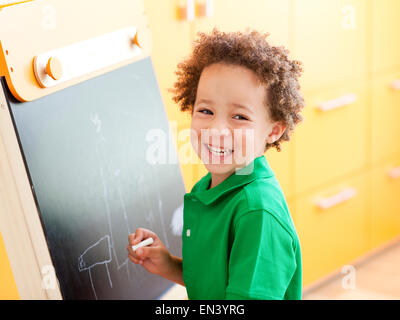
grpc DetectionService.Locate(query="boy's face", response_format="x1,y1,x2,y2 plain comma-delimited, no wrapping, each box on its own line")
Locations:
191,62,285,178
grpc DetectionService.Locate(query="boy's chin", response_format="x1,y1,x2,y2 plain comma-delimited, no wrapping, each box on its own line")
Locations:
203,162,238,176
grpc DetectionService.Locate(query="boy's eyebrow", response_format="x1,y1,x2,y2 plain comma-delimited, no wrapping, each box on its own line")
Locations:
196,98,254,114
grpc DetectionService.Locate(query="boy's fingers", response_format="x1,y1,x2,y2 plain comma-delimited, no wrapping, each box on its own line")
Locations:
132,228,158,245
126,243,155,261
132,228,148,245
128,254,142,265
128,233,136,246
126,244,142,260
135,246,157,259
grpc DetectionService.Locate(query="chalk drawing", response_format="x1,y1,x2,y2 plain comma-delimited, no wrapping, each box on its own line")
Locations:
78,235,112,299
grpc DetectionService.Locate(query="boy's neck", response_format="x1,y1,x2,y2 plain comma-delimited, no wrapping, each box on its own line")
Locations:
208,154,264,189
209,170,235,189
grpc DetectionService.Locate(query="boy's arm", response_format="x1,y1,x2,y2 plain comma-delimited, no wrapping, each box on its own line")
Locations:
161,255,185,287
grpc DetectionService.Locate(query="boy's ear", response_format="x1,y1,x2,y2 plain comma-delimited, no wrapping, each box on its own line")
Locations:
266,122,286,144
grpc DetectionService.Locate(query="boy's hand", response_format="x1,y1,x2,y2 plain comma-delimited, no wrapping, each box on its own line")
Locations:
126,228,173,277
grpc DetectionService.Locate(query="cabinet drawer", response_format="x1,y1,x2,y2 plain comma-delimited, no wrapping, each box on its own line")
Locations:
294,83,368,195
371,153,400,248
193,0,290,48
293,0,367,90
371,71,400,165
294,173,370,286
371,0,400,73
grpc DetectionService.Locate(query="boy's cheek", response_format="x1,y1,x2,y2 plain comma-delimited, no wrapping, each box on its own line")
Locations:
233,129,255,155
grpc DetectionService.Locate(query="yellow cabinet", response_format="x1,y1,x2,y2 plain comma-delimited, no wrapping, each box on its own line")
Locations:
371,71,400,165
193,0,290,48
292,0,367,90
371,153,400,248
293,172,370,286
371,0,400,73
293,82,368,195
143,0,192,125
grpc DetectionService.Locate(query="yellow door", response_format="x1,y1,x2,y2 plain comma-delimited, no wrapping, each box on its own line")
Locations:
293,82,368,195
143,0,192,125
293,172,370,286
371,71,400,165
371,153,400,248
292,0,367,90
193,0,290,48
371,0,400,73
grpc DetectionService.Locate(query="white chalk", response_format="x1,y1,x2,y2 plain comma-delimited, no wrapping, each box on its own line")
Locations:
131,237,154,252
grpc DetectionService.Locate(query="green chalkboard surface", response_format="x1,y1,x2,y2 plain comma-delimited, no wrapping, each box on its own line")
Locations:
3,57,185,299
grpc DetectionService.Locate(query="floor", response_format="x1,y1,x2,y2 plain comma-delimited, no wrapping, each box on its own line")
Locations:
161,239,400,300
303,240,400,300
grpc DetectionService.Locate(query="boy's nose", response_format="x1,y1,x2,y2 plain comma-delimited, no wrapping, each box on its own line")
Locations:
204,127,232,147
209,127,230,136
209,117,230,133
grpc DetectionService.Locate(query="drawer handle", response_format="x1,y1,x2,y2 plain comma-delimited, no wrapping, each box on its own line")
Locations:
196,0,214,17
315,187,357,210
390,79,400,91
388,166,400,179
316,93,357,112
177,0,195,21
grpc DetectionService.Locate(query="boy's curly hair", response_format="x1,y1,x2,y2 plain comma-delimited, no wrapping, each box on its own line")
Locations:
169,28,305,152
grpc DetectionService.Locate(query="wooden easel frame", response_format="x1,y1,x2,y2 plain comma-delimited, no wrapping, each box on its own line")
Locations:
0,83,62,299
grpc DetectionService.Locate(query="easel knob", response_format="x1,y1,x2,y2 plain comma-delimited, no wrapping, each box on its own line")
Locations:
131,32,141,48
45,57,62,81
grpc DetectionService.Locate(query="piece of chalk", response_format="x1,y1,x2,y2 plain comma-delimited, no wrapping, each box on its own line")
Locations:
131,237,154,252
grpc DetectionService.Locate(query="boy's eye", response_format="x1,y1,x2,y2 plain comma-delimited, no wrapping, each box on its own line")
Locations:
198,109,213,115
233,114,248,121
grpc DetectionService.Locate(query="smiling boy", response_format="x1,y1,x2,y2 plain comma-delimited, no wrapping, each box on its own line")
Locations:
127,28,305,300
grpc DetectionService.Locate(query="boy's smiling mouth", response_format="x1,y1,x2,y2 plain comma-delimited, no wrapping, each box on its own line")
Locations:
204,143,233,157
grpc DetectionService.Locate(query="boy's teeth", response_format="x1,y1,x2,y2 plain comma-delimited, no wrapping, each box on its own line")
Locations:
207,144,232,155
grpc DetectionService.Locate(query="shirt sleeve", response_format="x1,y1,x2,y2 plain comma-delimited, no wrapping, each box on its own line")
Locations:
225,209,297,300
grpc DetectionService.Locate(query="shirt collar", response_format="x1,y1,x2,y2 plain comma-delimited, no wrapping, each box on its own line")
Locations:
190,155,274,206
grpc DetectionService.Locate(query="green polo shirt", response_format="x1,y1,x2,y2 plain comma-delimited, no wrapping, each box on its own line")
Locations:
182,155,302,300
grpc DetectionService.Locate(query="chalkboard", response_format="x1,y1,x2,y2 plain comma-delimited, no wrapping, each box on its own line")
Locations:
2,57,185,299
